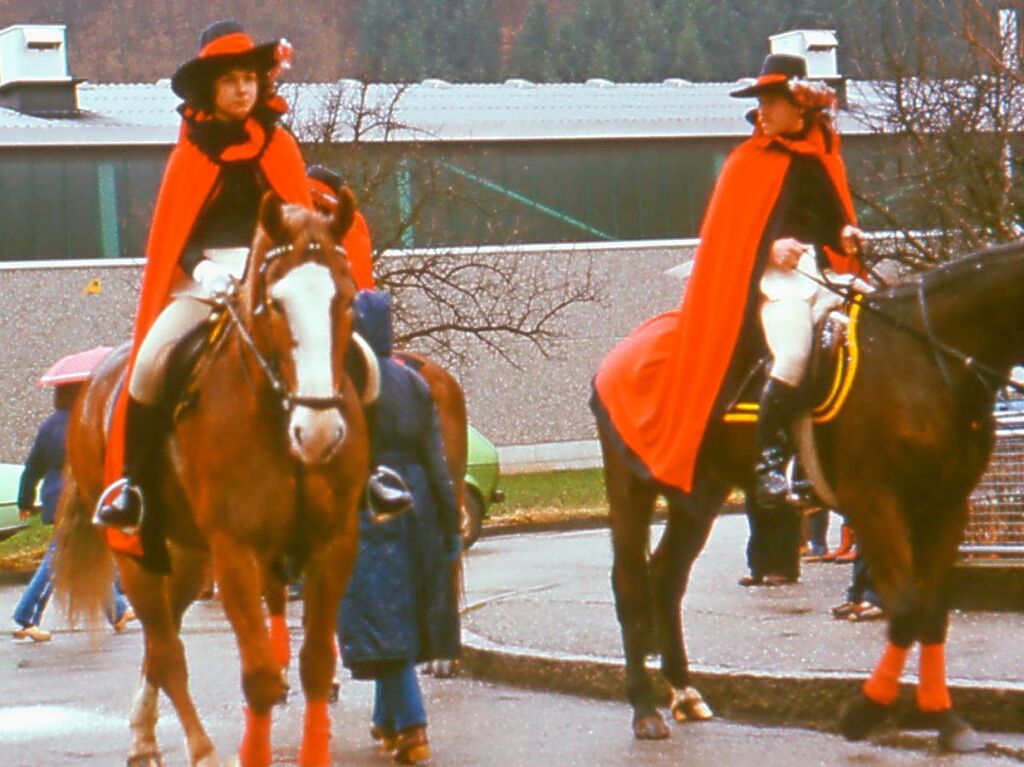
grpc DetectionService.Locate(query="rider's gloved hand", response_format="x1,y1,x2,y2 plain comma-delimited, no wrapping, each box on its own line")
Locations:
770,238,810,270
840,225,865,258
192,259,235,297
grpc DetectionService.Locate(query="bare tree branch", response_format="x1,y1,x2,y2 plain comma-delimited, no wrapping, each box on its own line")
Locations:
284,80,604,367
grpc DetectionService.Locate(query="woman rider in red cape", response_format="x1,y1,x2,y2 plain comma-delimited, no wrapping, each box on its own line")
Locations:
95,21,314,540
592,54,863,509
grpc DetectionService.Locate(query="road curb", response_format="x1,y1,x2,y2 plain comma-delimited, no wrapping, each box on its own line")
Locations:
460,630,1024,736
0,569,32,585
479,503,745,540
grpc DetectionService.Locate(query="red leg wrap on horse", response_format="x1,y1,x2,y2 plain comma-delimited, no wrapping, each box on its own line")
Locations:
239,706,272,767
298,699,331,766
862,643,909,706
917,643,952,712
269,614,291,669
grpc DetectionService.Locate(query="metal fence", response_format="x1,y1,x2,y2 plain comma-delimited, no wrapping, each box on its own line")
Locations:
963,411,1024,557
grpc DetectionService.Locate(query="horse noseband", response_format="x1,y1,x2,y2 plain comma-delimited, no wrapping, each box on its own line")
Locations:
285,393,347,412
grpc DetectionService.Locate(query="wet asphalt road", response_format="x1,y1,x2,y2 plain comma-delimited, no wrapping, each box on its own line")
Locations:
0,574,1020,765
0,621,1020,767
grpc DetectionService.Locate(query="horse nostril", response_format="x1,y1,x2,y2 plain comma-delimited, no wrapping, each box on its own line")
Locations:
292,424,304,447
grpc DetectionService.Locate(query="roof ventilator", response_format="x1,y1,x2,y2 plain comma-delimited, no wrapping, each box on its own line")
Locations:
769,29,846,108
0,24,81,117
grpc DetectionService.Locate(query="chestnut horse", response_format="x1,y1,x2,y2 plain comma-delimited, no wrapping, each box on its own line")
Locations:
56,192,369,767
595,241,1024,751
262,349,469,690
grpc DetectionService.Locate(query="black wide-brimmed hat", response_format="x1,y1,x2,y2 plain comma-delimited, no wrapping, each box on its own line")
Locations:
307,164,345,209
308,164,343,194
730,53,807,99
171,20,283,101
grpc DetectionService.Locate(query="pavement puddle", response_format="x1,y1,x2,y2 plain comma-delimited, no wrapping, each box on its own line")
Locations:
0,705,123,742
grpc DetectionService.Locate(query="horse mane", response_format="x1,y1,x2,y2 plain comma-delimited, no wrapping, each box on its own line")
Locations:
873,239,1024,305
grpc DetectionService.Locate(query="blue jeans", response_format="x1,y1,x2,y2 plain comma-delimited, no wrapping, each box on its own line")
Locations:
372,662,427,734
13,540,130,628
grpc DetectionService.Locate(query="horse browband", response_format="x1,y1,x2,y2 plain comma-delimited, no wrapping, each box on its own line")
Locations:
261,240,347,267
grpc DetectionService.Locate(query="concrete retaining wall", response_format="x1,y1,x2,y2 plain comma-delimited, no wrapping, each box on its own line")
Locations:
0,240,696,467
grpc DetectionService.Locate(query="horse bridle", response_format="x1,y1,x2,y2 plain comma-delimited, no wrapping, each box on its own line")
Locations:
915,273,1018,395
812,266,1018,394
215,240,353,413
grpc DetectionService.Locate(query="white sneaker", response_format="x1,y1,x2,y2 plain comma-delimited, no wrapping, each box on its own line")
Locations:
13,625,52,642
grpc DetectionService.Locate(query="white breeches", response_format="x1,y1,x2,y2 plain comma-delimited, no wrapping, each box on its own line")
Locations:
129,248,247,405
759,251,859,387
129,291,212,404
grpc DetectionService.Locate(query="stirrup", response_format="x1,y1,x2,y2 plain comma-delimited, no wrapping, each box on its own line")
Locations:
92,478,144,535
366,465,413,523
784,458,815,507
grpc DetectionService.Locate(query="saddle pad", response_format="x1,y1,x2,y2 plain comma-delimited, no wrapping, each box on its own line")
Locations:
724,297,863,425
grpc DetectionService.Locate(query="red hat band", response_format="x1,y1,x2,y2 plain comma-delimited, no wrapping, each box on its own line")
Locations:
754,73,790,88
199,32,256,59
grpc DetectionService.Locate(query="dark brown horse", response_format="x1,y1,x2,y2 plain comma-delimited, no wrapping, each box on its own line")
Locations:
597,241,1024,751
56,192,370,767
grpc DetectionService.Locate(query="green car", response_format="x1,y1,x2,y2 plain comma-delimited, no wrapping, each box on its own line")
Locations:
462,425,504,548
0,463,28,542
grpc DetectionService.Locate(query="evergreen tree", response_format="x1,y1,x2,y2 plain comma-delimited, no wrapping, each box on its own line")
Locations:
507,0,556,80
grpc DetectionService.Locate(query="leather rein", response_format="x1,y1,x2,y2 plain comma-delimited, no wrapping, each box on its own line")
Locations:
809,265,1021,395
205,240,352,413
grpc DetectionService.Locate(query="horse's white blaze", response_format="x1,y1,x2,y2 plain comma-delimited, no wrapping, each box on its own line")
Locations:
271,261,347,464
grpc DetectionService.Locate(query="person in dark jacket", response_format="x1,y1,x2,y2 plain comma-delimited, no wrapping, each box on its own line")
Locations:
13,384,133,641
337,291,461,765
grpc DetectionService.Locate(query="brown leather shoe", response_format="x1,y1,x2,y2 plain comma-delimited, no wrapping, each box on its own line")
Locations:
763,574,797,586
370,724,397,753
394,725,430,764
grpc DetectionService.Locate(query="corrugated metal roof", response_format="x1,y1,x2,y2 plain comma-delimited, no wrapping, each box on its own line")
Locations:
0,79,880,148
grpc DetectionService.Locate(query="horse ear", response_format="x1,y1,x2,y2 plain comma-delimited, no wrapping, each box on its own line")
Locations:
259,192,288,242
330,186,357,242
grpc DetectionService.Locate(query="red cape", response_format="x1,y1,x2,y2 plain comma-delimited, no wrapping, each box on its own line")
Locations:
343,211,376,291
593,126,857,495
104,123,312,556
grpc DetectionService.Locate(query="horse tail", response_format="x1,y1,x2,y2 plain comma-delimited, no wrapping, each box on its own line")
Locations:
53,471,116,630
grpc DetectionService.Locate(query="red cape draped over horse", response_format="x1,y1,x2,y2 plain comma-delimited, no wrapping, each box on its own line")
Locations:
104,122,312,555
593,125,858,495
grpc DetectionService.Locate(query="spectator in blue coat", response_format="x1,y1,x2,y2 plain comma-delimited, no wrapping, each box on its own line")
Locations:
12,383,133,642
337,291,461,766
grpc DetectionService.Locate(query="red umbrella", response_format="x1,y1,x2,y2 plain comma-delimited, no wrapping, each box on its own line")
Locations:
38,346,113,387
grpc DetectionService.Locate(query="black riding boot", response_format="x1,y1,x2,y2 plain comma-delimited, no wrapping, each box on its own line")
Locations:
754,378,803,510
93,398,164,533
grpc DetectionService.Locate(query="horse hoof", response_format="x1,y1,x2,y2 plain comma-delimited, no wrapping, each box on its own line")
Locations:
431,660,458,678
192,749,223,767
935,711,985,753
632,713,671,740
671,686,714,723
838,692,889,741
126,754,163,767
